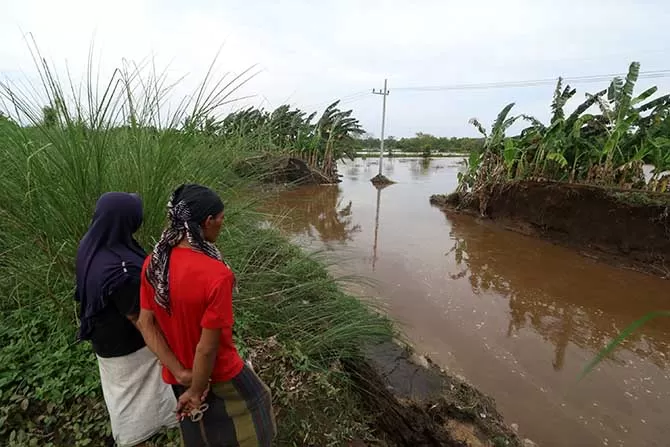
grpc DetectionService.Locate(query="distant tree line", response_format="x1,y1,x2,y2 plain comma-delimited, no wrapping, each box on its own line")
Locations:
355,132,484,155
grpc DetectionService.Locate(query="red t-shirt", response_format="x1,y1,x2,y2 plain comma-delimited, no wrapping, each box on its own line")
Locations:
140,247,244,385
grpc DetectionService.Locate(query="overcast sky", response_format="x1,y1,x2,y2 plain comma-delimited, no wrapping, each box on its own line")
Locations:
2,0,670,137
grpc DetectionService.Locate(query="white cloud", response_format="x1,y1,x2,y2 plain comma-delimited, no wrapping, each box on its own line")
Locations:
2,0,670,136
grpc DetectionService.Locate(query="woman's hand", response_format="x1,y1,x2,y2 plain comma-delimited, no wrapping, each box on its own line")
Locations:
176,385,210,420
177,387,202,416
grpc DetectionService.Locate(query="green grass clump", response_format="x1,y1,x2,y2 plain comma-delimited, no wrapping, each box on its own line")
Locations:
0,47,392,446
610,190,670,207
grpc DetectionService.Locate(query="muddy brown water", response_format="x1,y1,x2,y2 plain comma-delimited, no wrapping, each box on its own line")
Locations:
263,157,670,447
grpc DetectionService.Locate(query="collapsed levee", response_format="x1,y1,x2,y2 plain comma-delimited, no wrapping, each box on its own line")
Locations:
431,180,670,278
343,342,522,447
233,154,339,185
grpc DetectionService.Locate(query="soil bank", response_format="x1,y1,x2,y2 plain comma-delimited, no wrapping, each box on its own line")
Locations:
233,154,339,185
346,341,524,447
430,180,670,278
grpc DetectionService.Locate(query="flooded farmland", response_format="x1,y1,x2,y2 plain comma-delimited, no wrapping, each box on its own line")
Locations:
264,157,670,447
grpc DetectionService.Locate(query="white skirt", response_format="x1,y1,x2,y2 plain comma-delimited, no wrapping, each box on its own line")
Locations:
97,346,178,446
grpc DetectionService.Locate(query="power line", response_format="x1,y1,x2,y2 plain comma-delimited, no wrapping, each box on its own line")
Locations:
337,92,373,106
301,90,369,111
297,69,670,114
393,69,670,92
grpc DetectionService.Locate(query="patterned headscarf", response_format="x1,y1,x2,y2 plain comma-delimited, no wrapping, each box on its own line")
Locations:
145,184,225,314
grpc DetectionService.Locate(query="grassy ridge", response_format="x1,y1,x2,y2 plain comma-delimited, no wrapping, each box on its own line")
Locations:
0,52,392,446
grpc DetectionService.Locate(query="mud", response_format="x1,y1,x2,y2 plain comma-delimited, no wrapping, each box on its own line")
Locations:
431,181,670,278
344,341,522,447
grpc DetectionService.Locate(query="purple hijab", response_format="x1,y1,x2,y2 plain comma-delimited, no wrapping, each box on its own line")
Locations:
75,192,147,341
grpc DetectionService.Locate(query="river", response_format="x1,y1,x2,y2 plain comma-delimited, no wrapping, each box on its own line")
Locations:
263,157,670,447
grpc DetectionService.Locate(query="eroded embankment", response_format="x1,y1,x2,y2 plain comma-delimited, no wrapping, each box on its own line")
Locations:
431,181,670,278
233,154,338,185
344,342,523,447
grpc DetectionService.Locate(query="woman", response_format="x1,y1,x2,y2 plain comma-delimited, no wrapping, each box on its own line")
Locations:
138,184,276,446
75,192,188,446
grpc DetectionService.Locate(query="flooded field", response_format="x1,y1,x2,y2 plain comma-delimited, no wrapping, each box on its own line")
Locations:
263,157,670,447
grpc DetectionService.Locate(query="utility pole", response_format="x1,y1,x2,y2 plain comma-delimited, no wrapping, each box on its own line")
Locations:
372,79,389,176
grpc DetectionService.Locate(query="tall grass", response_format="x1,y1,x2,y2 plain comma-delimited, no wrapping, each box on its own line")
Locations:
0,46,392,446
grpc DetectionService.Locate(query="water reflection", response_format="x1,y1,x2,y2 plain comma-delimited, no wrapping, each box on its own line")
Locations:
265,184,361,247
397,157,453,181
344,162,362,181
372,183,392,271
267,161,670,374
422,158,433,173
443,211,670,372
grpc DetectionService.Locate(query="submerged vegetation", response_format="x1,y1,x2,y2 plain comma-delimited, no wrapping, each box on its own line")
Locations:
458,62,670,196
0,49,392,446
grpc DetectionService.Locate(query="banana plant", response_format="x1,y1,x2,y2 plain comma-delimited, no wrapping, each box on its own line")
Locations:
489,103,518,152
566,114,596,182
564,89,606,131
456,148,483,193
550,77,576,124
206,99,364,180
460,61,670,190
460,103,520,191
647,137,670,191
